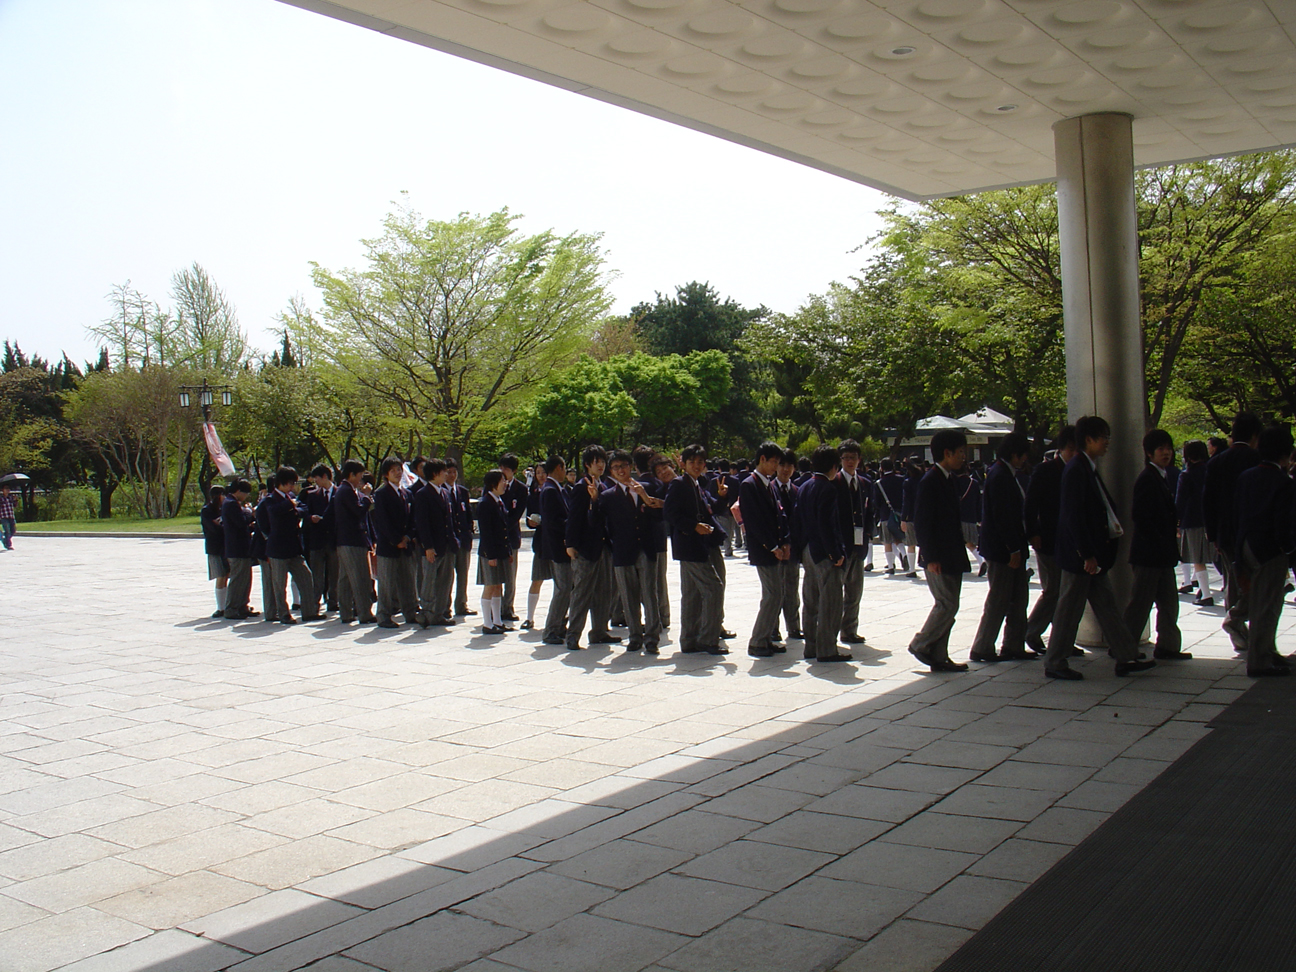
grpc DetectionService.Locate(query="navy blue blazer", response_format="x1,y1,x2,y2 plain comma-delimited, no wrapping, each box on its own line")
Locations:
600,483,658,566
834,471,869,556
979,460,1027,564
371,483,411,558
565,477,608,562
1235,462,1296,565
1129,463,1180,569
296,485,335,553
257,489,304,560
636,474,670,553
331,481,373,550
538,480,570,564
740,473,786,567
775,479,802,556
797,473,844,565
413,482,456,557
1056,454,1120,574
914,466,970,573
957,472,982,524
500,478,528,550
448,483,475,549
201,501,225,557
220,496,253,558
664,474,724,563
1024,458,1063,555
902,473,920,521
1203,444,1260,551
1175,462,1207,530
476,491,511,562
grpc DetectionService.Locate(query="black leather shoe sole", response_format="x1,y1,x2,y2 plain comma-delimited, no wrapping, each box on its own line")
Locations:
1046,667,1084,680
1115,659,1157,676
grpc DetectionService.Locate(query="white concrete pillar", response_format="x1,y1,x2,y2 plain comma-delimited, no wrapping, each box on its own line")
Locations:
1053,113,1147,642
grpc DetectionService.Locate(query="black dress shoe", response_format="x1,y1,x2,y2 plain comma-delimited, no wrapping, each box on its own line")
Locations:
520,620,534,630
814,653,854,663
909,647,933,666
1115,659,1157,676
279,616,298,625
930,660,969,672
1178,583,1196,594
748,647,775,658
720,629,737,640
358,617,377,625
682,646,707,653
589,633,622,644
459,609,478,616
501,613,519,621
884,566,896,575
787,630,805,640
377,620,400,629
969,653,1000,663
1153,647,1192,660
565,642,584,650
484,625,507,635
1194,596,1215,606
291,603,301,610
1046,667,1084,680
211,609,226,619
1070,647,1085,657
541,635,566,645
978,562,988,577
705,645,730,655
643,645,659,655
770,642,787,653
625,643,642,652
905,571,919,579
863,564,874,572
841,634,867,644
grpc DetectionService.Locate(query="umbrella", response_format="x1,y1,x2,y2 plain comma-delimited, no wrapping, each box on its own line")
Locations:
0,473,30,485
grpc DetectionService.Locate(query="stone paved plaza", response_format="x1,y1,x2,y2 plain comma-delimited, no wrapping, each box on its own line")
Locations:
0,537,1275,972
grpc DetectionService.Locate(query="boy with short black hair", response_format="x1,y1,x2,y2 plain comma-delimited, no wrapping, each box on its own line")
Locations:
1235,425,1296,677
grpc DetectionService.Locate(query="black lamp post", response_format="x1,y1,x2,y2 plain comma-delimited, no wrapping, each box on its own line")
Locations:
178,379,233,422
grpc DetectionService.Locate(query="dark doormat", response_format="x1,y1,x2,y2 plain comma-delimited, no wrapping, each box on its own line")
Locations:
934,677,1296,972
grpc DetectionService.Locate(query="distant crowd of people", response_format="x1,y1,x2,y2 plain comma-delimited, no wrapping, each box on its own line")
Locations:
200,410,1295,679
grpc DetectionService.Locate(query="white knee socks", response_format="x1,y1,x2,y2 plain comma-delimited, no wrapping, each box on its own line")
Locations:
1195,569,1211,600
215,586,227,610
526,591,540,623
885,548,895,568
1181,562,1194,586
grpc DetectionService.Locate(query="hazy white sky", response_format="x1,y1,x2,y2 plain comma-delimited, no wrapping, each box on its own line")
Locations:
0,0,894,365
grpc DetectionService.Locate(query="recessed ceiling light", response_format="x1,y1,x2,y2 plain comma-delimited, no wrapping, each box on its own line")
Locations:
996,103,1018,112
891,46,916,56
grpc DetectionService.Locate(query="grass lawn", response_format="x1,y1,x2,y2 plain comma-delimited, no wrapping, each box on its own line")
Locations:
20,515,202,534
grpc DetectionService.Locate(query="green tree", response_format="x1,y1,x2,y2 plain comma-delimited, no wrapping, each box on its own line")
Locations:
311,206,614,460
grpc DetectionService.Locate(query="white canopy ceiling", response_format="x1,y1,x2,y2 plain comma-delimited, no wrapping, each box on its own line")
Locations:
280,0,1296,200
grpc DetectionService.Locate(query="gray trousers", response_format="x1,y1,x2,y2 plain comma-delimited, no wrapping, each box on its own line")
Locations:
224,558,252,618
259,561,276,621
654,550,670,628
1025,552,1060,651
376,553,418,624
307,548,338,613
502,548,520,616
840,552,864,639
750,563,783,650
1123,564,1181,654
802,552,845,659
1220,552,1250,651
614,552,662,649
781,558,801,634
270,556,318,621
970,560,1029,657
454,546,472,614
544,561,572,641
1046,569,1138,671
1242,544,1287,671
710,546,727,625
568,551,613,647
337,545,376,622
717,513,737,557
418,550,455,621
910,568,961,664
679,558,723,650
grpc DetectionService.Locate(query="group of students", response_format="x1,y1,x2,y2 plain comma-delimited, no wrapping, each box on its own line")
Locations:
904,412,1296,681
199,411,1295,678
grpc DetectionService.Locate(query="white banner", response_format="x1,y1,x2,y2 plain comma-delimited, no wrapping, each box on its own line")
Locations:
203,422,236,477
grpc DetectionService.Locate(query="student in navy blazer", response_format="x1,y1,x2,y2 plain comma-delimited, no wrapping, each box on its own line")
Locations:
1234,425,1296,677
539,457,573,645
969,433,1032,662
775,450,803,641
1045,416,1153,681
740,442,790,657
331,460,376,624
446,459,476,616
498,454,529,621
1023,426,1076,653
796,445,848,662
296,464,338,616
1203,411,1263,651
372,458,418,628
475,470,513,634
835,439,871,645
564,445,619,650
664,444,727,655
908,430,971,673
602,449,664,654
221,480,257,619
413,458,457,626
1123,429,1188,661
259,466,318,626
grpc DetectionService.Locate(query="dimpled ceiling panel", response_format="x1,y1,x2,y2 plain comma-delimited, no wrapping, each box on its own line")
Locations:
279,0,1296,199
